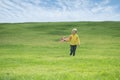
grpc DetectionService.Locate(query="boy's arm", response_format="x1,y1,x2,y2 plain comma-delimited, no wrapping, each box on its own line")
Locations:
64,35,71,42
77,37,80,45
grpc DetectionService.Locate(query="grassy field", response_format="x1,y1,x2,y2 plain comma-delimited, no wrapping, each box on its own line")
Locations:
0,22,120,80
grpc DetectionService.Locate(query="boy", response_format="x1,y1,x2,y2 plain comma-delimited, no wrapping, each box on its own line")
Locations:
62,28,80,56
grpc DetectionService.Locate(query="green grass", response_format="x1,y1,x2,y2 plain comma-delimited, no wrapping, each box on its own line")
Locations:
0,22,120,80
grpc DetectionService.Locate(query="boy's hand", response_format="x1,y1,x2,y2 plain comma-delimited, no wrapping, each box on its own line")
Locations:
60,36,70,42
78,43,80,46
60,36,66,42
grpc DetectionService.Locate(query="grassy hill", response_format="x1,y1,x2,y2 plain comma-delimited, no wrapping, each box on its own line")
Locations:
0,22,120,80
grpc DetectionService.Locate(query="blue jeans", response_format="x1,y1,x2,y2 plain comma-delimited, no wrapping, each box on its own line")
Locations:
70,45,77,56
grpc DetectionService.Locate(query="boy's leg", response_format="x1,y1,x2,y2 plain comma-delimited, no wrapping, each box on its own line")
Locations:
70,45,73,56
73,45,77,56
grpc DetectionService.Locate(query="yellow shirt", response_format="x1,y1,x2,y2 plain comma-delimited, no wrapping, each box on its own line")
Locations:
69,34,80,45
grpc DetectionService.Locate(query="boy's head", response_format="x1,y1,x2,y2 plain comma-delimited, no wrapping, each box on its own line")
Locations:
72,28,77,34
